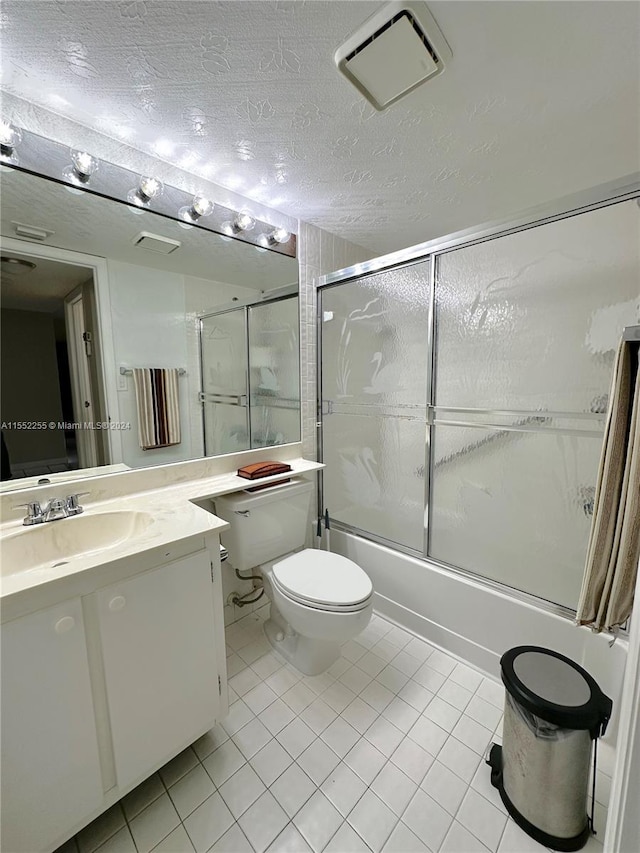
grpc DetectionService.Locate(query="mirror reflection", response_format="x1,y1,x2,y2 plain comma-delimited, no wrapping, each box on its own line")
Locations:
0,169,299,491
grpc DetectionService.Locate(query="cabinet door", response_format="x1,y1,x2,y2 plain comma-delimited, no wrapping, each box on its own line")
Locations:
1,599,103,853
95,551,219,788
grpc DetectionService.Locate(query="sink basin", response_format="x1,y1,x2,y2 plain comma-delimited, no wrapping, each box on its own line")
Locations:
0,511,155,576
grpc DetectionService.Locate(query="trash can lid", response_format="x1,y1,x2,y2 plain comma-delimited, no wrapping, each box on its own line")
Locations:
500,646,612,737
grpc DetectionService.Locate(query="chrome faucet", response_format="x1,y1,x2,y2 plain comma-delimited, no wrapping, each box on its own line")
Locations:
16,493,89,526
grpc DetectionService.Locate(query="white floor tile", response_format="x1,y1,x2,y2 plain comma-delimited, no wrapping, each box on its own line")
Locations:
438,679,473,712
321,716,361,757
404,638,434,662
322,681,357,713
293,790,343,853
298,738,341,786
466,695,503,731
266,824,313,853
151,824,195,853
282,681,317,714
328,657,351,679
339,665,374,694
382,822,429,852
402,789,453,852
184,792,235,853
320,762,367,817
238,790,289,853
420,760,468,815
302,672,335,696
360,680,394,713
413,663,447,693
251,652,285,681
348,789,398,852
371,638,400,663
168,764,216,820
365,716,404,757
341,696,379,734
438,736,482,784
324,821,370,852
129,794,180,853
423,696,463,733
122,776,164,821
218,764,266,818
233,717,272,759
384,625,414,650
344,738,387,784
398,680,434,713
371,762,418,817
357,652,388,678
441,820,491,852
449,663,484,694
457,788,507,851
270,763,317,818
377,665,410,694
266,667,300,696
276,717,316,758
391,650,422,678
222,700,255,737
77,805,126,853
427,649,458,677
209,824,253,852
202,740,246,787
497,820,547,853
229,667,262,697
407,715,448,756
259,698,297,736
250,738,293,786
476,679,505,710
237,638,272,665
451,715,493,756
382,696,420,733
341,640,368,663
159,748,199,789
470,761,506,814
243,682,279,715
301,697,338,734
390,737,435,784
96,826,136,853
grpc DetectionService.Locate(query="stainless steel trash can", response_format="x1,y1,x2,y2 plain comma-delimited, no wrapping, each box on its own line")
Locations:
488,646,612,852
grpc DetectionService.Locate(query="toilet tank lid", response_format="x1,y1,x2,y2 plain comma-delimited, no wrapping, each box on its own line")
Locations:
214,478,312,510
273,549,373,607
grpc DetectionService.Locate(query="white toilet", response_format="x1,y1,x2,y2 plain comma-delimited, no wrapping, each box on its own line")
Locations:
215,479,373,675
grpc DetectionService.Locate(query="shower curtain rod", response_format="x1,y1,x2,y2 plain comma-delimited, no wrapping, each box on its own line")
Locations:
623,325,640,342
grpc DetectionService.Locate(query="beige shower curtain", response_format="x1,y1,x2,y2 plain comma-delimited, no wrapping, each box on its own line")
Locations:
576,338,640,633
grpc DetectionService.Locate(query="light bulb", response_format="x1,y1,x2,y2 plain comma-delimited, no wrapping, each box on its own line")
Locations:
233,211,255,232
63,148,99,186
270,227,290,244
127,175,163,207
0,121,22,163
179,195,214,223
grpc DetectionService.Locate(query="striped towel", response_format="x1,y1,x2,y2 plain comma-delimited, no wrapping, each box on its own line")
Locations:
132,368,181,450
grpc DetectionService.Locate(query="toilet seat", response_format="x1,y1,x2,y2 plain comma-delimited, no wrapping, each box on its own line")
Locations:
272,549,372,613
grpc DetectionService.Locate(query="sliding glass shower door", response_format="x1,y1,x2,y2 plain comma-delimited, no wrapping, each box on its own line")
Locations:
320,261,431,552
319,197,639,611
200,295,300,456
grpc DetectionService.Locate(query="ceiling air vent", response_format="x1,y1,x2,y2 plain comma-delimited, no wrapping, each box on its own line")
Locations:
132,231,181,254
334,1,452,111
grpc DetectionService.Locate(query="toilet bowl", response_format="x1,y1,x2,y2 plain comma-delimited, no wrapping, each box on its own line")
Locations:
214,479,373,674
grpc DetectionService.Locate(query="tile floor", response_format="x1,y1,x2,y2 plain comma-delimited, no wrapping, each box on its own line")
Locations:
57,608,609,853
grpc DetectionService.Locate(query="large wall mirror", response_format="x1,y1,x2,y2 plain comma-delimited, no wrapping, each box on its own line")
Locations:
0,166,299,491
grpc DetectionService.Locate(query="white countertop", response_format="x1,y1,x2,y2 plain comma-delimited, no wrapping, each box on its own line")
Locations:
0,457,323,622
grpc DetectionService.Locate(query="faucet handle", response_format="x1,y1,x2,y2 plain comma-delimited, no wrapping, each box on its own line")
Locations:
66,492,90,515
14,501,44,525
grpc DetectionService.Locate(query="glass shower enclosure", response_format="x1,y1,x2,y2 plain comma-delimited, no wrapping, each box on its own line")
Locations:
199,294,300,456
319,195,639,613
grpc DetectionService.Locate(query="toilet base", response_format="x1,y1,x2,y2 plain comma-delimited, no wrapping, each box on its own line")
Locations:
263,612,342,676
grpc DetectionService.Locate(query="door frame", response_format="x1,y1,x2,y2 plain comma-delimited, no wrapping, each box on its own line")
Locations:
0,236,122,464
64,287,98,468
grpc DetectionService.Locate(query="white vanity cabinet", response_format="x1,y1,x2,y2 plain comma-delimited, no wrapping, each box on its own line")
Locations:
93,550,220,789
1,598,104,853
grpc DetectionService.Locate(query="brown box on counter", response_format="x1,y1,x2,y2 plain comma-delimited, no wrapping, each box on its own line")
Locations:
237,461,293,480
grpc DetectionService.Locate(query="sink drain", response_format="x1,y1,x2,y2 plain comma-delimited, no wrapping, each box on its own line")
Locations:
51,561,69,568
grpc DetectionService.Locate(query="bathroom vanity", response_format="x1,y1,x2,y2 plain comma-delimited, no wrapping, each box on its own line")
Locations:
0,453,321,853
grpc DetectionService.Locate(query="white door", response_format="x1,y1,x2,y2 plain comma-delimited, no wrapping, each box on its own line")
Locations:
94,551,220,788
65,289,99,468
1,599,103,853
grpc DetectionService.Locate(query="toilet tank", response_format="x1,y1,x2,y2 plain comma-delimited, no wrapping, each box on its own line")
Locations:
214,479,314,571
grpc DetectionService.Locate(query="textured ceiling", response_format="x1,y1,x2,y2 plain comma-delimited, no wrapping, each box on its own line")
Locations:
1,170,297,289
1,254,90,313
1,0,639,254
